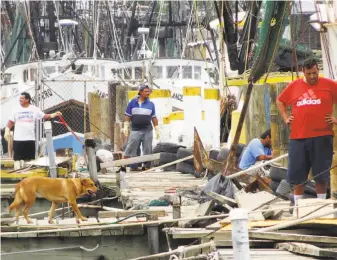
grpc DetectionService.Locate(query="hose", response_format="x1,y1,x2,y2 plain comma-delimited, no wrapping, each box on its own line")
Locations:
111,212,152,224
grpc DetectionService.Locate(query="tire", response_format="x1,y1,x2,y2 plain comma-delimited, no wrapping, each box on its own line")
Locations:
303,193,316,199
162,165,177,172
176,148,194,165
217,148,229,161
209,150,220,161
304,184,316,195
176,162,195,174
276,179,292,197
269,165,287,182
269,180,280,192
159,152,177,165
235,143,246,158
152,142,185,154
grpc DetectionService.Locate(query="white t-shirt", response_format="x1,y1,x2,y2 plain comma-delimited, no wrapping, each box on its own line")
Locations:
10,105,45,141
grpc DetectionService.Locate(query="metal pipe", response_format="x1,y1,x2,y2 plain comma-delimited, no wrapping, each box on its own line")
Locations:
44,121,57,178
230,208,250,260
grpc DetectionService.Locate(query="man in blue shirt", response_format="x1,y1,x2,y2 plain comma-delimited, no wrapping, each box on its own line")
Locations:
239,129,272,170
122,84,160,171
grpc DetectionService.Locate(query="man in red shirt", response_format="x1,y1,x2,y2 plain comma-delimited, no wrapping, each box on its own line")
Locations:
277,58,337,207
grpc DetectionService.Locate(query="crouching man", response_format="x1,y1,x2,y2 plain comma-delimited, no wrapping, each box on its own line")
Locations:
238,129,272,176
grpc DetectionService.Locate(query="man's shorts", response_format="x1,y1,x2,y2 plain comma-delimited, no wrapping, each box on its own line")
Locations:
13,140,36,161
287,135,333,185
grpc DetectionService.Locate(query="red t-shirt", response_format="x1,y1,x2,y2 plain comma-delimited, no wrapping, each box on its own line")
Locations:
277,78,337,139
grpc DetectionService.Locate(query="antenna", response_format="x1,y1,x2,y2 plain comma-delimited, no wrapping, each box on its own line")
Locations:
137,27,152,59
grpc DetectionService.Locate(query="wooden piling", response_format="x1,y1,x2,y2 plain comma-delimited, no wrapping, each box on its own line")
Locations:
88,93,102,139
269,84,281,158
108,83,117,147
147,224,160,254
331,104,337,217
244,84,269,142
268,82,290,167
100,95,111,144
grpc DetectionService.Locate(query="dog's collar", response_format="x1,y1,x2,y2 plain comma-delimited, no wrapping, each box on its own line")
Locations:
71,179,80,195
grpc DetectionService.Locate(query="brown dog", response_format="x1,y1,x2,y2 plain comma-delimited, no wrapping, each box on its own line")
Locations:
9,177,97,224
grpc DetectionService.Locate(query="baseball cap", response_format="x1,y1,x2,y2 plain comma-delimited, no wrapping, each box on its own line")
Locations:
138,84,150,91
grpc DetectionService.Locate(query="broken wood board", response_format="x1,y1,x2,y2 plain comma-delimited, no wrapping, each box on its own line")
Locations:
297,198,335,218
235,191,277,221
179,201,215,228
216,239,275,248
25,156,70,167
218,248,323,259
98,209,167,218
168,228,337,245
249,231,337,244
262,201,289,220
206,192,237,207
100,153,161,168
220,218,337,230
276,242,337,258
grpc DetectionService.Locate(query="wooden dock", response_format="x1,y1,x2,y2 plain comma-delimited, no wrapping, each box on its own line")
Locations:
1,169,208,240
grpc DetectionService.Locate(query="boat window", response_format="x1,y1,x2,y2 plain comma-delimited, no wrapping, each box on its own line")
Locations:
92,65,100,76
44,66,56,75
135,67,144,79
167,66,179,78
194,66,201,79
23,70,28,82
3,73,11,83
182,66,192,79
124,68,132,79
30,68,37,81
150,66,162,78
82,65,88,73
116,69,122,78
207,68,219,84
100,66,105,79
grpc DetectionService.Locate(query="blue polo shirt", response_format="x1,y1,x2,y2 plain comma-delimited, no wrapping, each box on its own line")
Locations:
125,96,156,131
238,138,272,170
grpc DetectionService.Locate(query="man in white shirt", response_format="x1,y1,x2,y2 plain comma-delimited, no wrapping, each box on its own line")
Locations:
4,92,62,169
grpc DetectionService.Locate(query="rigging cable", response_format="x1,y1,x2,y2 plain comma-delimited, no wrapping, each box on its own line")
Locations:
24,1,40,61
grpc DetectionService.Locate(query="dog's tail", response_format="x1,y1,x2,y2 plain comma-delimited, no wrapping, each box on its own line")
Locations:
9,183,23,211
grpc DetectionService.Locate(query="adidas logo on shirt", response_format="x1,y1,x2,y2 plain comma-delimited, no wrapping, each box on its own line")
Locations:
296,89,321,107
296,98,321,106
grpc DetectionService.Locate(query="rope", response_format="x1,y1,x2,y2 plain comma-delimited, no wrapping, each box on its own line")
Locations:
262,2,288,84
55,115,85,145
23,2,39,62
0,244,99,256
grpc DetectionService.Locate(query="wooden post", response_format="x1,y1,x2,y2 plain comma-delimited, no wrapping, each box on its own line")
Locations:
331,104,337,217
7,132,13,159
116,171,121,197
108,83,117,147
100,96,111,144
114,122,123,152
88,93,101,139
147,224,160,254
276,82,291,167
244,84,269,142
109,84,129,151
269,83,280,158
